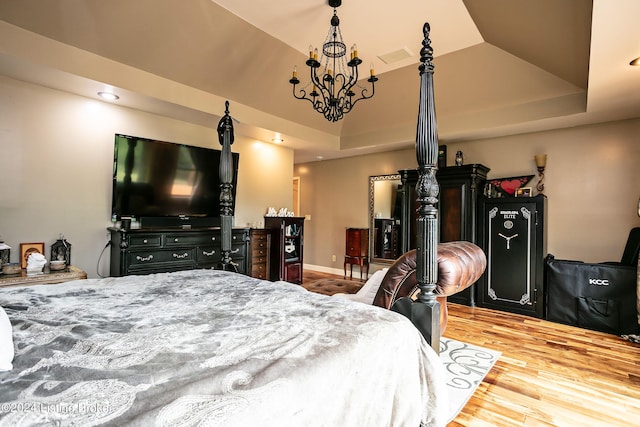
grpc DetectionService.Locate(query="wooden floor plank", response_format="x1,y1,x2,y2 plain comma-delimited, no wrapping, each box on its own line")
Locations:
445,303,640,427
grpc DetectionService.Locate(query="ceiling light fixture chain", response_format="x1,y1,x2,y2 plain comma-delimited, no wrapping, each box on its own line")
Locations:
289,0,377,122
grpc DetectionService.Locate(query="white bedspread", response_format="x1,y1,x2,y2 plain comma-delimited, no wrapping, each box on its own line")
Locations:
0,269,447,426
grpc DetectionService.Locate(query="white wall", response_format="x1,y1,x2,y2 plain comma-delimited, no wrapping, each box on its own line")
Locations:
0,76,293,277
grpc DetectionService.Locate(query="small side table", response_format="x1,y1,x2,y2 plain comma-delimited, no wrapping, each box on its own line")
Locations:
344,228,369,281
0,266,87,288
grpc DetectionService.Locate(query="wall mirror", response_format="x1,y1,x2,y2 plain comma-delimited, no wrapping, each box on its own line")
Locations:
368,174,402,263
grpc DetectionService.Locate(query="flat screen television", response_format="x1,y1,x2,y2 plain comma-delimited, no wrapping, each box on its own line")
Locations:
111,134,239,227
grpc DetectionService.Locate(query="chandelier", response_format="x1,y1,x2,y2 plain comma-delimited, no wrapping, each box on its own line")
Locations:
289,0,378,122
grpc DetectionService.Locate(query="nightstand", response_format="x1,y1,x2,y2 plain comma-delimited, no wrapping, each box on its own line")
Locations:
0,266,87,288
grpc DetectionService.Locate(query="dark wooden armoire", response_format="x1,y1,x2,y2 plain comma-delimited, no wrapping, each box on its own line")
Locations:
398,164,490,305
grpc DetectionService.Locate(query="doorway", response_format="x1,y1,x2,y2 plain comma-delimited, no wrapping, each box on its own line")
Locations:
292,177,300,216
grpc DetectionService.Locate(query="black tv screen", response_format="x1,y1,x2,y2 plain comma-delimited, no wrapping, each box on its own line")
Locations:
111,134,239,220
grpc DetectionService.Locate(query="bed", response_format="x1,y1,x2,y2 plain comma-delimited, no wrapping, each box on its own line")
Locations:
0,270,447,426
1,23,452,426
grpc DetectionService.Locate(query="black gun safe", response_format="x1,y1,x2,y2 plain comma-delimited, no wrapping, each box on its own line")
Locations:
477,195,547,317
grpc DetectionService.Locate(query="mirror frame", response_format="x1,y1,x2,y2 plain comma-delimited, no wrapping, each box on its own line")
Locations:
368,173,401,264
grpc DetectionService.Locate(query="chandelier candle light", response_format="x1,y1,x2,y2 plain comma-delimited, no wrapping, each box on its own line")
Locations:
289,0,377,122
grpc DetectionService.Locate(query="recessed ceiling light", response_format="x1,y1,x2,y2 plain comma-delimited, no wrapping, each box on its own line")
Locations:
630,57,640,66
271,133,284,144
98,91,119,101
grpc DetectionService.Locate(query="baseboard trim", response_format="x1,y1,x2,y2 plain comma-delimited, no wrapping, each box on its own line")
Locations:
304,263,375,279
303,263,344,277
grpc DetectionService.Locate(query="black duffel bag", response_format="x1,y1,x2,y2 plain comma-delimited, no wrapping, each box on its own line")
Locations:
545,254,638,335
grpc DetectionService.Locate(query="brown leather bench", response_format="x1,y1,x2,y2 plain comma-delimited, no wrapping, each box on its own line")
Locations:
373,241,487,333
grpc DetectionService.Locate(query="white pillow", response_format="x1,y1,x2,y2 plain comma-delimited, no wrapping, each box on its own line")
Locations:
0,306,14,371
333,268,388,305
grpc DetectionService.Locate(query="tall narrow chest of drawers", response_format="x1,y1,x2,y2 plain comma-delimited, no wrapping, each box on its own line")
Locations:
249,228,270,280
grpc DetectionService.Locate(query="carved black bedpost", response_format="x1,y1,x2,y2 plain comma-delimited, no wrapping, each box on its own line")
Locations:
391,23,441,354
217,101,237,272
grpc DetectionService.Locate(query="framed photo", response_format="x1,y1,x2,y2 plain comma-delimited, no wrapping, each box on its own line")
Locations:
20,242,45,269
488,175,534,197
515,187,532,197
438,145,447,168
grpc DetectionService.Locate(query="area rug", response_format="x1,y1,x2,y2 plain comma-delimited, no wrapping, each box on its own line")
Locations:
440,337,501,423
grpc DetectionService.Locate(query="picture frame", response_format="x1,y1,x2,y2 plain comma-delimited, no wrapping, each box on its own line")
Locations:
20,242,45,269
438,145,447,168
515,187,532,197
487,175,534,198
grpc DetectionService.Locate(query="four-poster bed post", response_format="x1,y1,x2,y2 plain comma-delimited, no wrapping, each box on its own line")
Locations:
217,100,237,272
214,24,443,353
391,23,441,354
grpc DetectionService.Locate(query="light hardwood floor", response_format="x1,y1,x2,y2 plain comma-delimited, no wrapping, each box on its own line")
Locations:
445,303,640,427
302,271,640,427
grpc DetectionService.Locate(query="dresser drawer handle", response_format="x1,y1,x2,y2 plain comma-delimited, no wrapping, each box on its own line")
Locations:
231,249,240,254
202,250,216,256
174,238,179,243
143,239,148,244
211,236,216,241
136,254,154,262
173,252,189,259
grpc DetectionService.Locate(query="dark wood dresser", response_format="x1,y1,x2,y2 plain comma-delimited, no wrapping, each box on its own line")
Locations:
108,227,249,276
